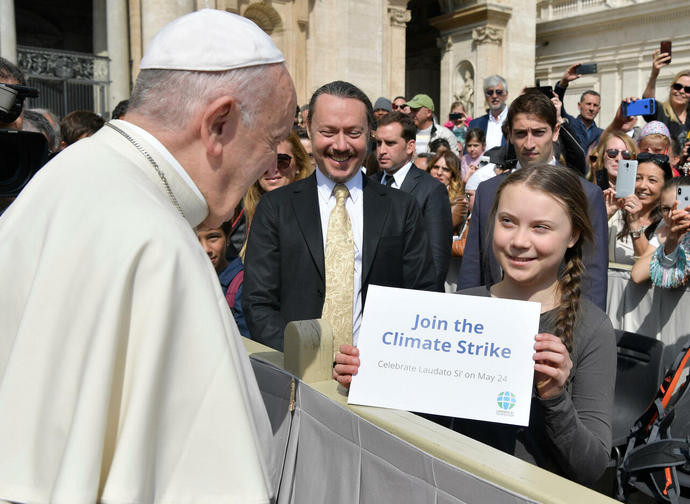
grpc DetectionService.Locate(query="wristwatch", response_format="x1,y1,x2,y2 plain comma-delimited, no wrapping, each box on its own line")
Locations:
630,225,647,239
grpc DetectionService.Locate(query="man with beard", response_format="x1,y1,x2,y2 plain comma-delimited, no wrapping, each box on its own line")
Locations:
468,74,510,150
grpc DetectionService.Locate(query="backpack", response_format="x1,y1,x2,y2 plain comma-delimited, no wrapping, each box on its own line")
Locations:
616,343,690,503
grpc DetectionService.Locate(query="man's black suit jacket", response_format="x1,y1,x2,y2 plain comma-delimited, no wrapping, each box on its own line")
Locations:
243,172,437,351
457,170,608,310
372,165,452,291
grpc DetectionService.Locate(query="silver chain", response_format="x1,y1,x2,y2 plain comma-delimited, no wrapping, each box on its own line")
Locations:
105,122,185,219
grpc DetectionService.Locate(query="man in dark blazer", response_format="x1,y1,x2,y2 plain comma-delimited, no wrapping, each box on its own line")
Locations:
458,91,608,310
243,81,437,351
371,112,452,291
468,74,509,150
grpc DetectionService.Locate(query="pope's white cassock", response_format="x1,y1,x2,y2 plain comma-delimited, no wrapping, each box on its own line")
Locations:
0,120,275,503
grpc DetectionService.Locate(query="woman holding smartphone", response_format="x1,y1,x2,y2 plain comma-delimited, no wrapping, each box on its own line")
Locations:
334,164,615,485
642,48,690,146
606,153,673,265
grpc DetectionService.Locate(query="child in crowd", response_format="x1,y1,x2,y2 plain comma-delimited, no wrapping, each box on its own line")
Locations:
460,128,486,183
197,222,250,338
638,120,671,155
334,164,616,485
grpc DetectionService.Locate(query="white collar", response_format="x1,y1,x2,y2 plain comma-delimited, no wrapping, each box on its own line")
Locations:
515,156,557,171
118,120,205,203
315,167,363,203
383,160,413,187
489,106,508,123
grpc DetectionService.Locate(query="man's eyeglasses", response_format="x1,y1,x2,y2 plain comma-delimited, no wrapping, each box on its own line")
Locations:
277,153,292,169
485,88,504,97
606,149,633,160
672,83,690,94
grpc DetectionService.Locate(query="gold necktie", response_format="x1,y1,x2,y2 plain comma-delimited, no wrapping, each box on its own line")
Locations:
322,184,354,358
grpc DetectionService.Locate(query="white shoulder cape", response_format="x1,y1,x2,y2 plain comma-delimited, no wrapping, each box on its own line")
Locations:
0,121,275,503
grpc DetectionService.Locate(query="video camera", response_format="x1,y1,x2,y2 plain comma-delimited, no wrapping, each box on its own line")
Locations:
0,83,39,123
0,82,47,202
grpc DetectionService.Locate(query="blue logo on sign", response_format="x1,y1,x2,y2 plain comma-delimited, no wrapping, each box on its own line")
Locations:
497,391,516,410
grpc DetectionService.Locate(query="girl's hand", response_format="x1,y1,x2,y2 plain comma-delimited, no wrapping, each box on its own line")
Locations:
333,344,360,388
533,333,572,400
464,163,478,182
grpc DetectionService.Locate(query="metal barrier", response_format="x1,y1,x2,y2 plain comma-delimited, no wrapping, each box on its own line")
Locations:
244,334,619,503
16,46,110,118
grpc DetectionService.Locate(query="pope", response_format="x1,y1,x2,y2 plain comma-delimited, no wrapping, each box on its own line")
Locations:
0,9,296,504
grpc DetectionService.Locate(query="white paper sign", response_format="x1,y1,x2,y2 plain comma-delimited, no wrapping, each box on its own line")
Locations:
347,285,541,426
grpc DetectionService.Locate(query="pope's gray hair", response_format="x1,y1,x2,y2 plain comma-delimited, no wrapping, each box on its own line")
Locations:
128,63,282,131
483,74,508,93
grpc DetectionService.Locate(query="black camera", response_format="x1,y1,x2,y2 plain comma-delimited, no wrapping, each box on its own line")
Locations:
0,83,38,123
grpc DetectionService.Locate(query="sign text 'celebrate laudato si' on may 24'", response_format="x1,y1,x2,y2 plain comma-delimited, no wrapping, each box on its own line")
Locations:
347,286,541,426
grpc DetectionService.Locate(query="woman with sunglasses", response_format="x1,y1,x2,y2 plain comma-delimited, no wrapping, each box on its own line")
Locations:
241,129,312,257
591,130,638,193
607,153,673,265
642,50,690,146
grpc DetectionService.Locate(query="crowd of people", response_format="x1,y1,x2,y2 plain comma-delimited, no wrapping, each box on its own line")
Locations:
1,7,690,501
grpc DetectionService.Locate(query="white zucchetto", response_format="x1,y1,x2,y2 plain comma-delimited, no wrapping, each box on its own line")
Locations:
140,9,285,72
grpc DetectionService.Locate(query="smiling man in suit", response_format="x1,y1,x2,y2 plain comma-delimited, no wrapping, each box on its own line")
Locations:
373,111,452,291
243,81,437,351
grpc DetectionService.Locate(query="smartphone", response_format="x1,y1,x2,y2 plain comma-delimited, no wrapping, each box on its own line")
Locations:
448,113,465,121
677,185,690,208
576,63,598,74
660,41,672,64
537,85,553,98
622,98,656,116
478,155,490,168
616,160,638,198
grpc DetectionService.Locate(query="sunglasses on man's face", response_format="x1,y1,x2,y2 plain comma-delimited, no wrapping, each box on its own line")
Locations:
606,149,633,160
485,88,504,97
672,83,690,94
277,153,292,169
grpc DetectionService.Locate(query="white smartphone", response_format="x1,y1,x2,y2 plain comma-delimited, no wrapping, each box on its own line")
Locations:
616,160,638,199
677,185,690,209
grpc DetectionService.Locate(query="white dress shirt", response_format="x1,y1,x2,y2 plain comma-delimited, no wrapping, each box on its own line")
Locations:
381,161,413,189
485,106,508,150
315,168,364,345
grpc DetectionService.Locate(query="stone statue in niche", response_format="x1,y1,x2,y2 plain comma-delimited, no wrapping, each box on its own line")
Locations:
453,61,474,117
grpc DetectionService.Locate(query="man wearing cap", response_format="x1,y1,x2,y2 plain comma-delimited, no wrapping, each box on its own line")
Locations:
406,93,459,156
0,9,295,504
373,97,393,122
243,81,436,352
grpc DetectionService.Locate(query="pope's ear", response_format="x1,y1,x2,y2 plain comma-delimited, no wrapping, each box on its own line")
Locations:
200,96,237,157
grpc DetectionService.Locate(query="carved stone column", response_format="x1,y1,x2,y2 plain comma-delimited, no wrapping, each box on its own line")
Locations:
471,25,505,101
429,2,512,121
386,2,411,99
0,0,17,63
107,0,131,110
129,0,195,80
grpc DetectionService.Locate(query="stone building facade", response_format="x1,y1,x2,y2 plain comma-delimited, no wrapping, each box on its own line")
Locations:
0,0,688,126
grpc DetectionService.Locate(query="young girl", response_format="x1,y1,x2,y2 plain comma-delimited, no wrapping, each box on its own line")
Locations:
460,128,486,183
334,164,616,485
